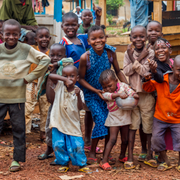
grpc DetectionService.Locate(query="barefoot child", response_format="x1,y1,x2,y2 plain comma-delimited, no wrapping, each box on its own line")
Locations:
38,44,74,161
143,55,180,172
123,25,155,169
0,19,50,172
49,65,91,173
79,25,128,165
25,27,51,141
99,70,139,170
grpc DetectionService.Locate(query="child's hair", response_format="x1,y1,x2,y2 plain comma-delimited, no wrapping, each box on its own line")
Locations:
50,43,66,53
147,21,162,30
2,19,21,32
131,25,146,35
62,65,78,74
87,25,105,37
82,9,92,15
99,69,116,85
154,37,171,49
35,26,50,36
62,12,78,23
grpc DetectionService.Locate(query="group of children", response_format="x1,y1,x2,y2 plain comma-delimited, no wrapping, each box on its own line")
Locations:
0,8,180,174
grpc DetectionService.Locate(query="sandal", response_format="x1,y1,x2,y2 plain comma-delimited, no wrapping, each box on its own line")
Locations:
124,161,135,170
157,163,172,171
9,161,21,172
137,153,147,162
119,157,128,163
175,165,180,173
144,159,158,168
78,167,92,173
84,146,103,154
57,166,69,173
38,153,54,160
154,155,159,161
108,156,116,165
99,162,112,171
87,158,97,165
50,160,58,166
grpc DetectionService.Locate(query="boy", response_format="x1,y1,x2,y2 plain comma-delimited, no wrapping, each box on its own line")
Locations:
38,43,74,161
143,55,180,171
25,27,51,141
0,19,50,172
75,6,82,24
49,65,91,173
123,25,155,169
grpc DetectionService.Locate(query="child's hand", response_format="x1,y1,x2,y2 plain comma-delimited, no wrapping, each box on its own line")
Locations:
148,59,157,74
24,78,28,84
133,93,139,99
96,89,107,101
94,4,102,17
144,72,152,81
74,87,80,96
127,43,134,60
138,43,150,62
65,79,73,88
119,92,128,99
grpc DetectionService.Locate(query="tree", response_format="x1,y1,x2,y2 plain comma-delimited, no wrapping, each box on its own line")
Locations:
106,0,124,11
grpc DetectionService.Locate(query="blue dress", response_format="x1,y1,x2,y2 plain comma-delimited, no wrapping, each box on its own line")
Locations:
83,44,116,139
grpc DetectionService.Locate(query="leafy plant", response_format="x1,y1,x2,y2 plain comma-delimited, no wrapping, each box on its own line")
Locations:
106,14,113,25
106,0,124,11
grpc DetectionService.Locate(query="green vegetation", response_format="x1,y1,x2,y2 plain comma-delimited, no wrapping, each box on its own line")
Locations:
106,0,124,11
106,14,113,25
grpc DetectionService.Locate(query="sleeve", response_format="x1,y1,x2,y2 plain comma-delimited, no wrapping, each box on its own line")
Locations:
0,0,13,20
80,90,85,104
153,66,164,83
54,81,63,93
142,80,156,93
123,51,136,76
24,47,51,83
102,92,112,101
121,82,135,96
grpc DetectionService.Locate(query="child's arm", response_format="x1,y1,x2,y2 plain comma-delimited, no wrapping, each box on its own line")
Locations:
75,87,84,110
122,83,139,99
103,92,128,100
79,53,105,100
111,51,128,84
142,73,156,92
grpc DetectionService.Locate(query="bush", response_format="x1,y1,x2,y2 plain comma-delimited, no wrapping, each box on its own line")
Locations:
107,14,113,25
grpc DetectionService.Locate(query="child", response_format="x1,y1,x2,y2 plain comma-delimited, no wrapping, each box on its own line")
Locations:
25,27,51,141
0,19,50,172
78,25,128,164
48,65,91,173
143,55,180,172
99,70,139,170
38,43,74,161
123,25,155,169
75,6,82,24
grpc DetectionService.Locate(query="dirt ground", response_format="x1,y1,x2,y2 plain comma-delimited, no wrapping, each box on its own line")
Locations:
0,115,180,180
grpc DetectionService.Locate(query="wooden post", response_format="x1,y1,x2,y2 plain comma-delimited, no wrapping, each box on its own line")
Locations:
99,0,106,26
167,1,173,11
153,0,162,23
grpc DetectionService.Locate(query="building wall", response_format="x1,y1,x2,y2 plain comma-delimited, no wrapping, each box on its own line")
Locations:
118,0,131,21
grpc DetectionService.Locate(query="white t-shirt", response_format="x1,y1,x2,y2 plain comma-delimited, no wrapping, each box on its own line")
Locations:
49,81,84,137
75,12,82,24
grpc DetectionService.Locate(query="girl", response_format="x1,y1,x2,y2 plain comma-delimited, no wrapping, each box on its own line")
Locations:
79,25,128,164
99,69,139,170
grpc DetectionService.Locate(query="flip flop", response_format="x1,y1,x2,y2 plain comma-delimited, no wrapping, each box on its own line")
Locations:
137,153,147,162
84,146,103,154
175,165,180,173
157,163,172,171
87,157,98,165
38,153,54,160
124,161,135,170
108,156,116,165
50,160,58,166
9,161,21,172
119,157,128,163
78,167,92,173
99,162,112,171
57,166,69,173
144,159,158,168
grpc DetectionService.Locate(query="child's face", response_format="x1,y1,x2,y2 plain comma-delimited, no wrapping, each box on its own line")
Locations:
3,24,20,49
101,77,117,93
76,7,80,13
130,27,147,50
81,11,93,25
36,29,51,48
147,22,162,44
172,59,180,82
61,17,79,38
88,29,106,52
49,46,66,64
62,66,78,87
154,40,171,62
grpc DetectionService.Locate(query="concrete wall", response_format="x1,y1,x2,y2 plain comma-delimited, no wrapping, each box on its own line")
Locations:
118,0,130,21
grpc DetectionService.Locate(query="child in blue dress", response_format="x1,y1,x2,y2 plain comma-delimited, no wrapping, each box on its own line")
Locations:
79,25,128,164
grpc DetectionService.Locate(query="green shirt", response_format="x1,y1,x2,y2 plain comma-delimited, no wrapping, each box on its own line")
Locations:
77,24,93,34
0,0,38,26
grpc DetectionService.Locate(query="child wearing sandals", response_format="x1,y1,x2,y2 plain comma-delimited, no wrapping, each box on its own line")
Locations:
79,25,128,165
48,65,91,173
99,69,139,170
143,55,180,172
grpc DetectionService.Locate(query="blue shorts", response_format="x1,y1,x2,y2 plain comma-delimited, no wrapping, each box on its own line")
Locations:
52,128,87,166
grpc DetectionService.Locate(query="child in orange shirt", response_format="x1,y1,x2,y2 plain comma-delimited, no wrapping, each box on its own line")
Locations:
143,55,180,172
25,27,51,140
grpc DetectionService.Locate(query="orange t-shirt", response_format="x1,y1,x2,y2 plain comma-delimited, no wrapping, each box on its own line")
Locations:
143,73,180,124
29,45,50,83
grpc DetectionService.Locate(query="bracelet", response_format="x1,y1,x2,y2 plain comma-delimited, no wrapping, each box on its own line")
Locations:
57,60,63,66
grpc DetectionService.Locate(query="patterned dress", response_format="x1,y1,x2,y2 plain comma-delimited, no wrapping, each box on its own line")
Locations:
83,44,116,139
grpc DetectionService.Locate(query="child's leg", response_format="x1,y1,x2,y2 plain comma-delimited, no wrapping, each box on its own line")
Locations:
102,127,119,164
84,111,93,146
128,129,136,162
139,124,147,154
146,133,153,160
88,138,99,161
0,104,8,134
119,125,129,159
